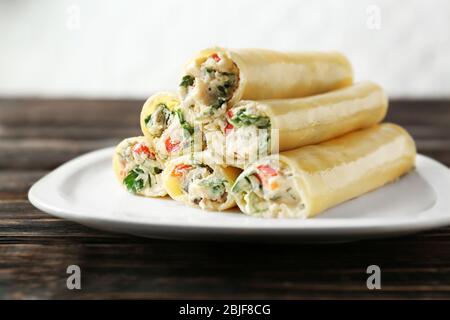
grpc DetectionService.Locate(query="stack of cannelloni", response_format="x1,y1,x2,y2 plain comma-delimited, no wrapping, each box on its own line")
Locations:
113,48,416,218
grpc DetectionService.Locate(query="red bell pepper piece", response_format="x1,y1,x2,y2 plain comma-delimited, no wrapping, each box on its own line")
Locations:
211,53,221,62
224,121,234,135
165,137,180,153
133,143,155,159
257,164,278,177
172,164,192,177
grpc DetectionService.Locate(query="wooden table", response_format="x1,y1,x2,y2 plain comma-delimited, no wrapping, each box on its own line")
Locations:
0,98,449,300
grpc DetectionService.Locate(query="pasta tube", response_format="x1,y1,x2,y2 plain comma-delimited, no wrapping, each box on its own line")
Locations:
231,123,416,218
162,152,242,211
207,82,387,168
179,47,353,124
113,136,166,197
140,92,204,162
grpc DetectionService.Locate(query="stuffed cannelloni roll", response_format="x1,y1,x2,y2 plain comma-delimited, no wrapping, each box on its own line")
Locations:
162,152,242,211
179,48,353,124
113,136,166,197
140,92,204,162
207,82,388,168
231,124,416,218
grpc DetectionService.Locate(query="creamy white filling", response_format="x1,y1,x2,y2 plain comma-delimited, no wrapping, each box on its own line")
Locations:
233,159,304,218
147,107,204,161
118,140,165,196
154,116,188,160
227,126,270,162
141,172,165,197
178,164,228,209
146,104,172,137
205,104,271,167
180,52,239,124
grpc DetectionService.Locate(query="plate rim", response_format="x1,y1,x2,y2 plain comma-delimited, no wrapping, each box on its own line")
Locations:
28,147,450,236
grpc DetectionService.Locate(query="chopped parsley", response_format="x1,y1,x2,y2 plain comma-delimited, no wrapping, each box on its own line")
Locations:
180,75,195,88
145,103,171,126
123,169,144,193
151,167,163,175
228,108,270,129
210,72,236,110
210,97,227,110
123,167,163,193
199,178,226,198
144,115,151,125
175,109,194,136
217,85,227,97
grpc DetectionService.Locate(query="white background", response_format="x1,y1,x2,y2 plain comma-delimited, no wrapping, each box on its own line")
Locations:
0,0,449,98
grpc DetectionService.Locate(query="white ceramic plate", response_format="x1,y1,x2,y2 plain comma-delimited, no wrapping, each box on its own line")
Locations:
28,147,450,243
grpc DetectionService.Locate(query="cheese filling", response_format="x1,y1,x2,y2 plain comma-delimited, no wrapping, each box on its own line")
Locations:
145,105,201,161
231,159,303,217
117,139,164,196
171,163,229,209
206,104,271,167
145,103,172,137
227,104,271,158
180,52,239,124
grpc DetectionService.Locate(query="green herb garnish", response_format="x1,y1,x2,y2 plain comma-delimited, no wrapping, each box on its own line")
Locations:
228,108,270,129
123,169,144,193
180,75,195,88
144,103,171,126
152,167,163,175
210,97,227,110
217,85,227,97
200,178,226,197
175,109,194,136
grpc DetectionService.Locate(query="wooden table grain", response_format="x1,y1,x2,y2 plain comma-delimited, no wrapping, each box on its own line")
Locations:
0,98,450,300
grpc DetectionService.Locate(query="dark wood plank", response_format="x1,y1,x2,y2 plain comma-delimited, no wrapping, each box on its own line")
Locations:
386,99,450,126
2,233,450,299
0,200,126,240
0,170,47,200
0,126,140,140
0,139,116,170
0,98,142,127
